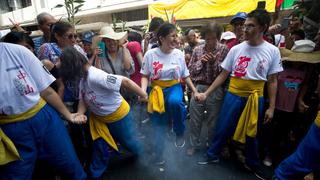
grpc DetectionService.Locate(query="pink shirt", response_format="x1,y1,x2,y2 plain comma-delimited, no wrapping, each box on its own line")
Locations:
127,41,142,86
276,67,306,112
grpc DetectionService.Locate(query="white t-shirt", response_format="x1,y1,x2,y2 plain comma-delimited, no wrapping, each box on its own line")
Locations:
140,48,190,81
79,66,123,116
221,41,283,81
274,34,286,47
0,43,55,115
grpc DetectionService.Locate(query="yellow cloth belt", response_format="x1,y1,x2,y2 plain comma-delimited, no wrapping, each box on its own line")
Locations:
148,80,179,114
228,77,265,144
315,111,320,128
89,98,130,151
0,98,46,165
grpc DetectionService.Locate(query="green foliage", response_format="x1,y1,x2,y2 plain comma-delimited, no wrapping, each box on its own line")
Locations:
111,14,128,32
163,9,182,35
54,0,85,26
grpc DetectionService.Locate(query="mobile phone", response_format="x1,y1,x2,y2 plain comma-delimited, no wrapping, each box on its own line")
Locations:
98,41,106,58
280,18,290,32
257,1,266,9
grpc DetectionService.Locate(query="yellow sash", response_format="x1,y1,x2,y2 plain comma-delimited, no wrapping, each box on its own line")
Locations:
228,77,265,144
315,111,320,128
148,80,179,114
89,98,130,151
0,98,46,165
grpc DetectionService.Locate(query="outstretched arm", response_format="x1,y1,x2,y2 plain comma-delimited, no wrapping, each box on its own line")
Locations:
121,77,148,99
197,69,230,101
77,98,87,115
40,87,87,124
184,76,198,97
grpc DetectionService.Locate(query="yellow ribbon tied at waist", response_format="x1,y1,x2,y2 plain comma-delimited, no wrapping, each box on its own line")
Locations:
315,111,320,128
228,77,265,144
90,98,130,151
0,98,46,165
148,80,179,114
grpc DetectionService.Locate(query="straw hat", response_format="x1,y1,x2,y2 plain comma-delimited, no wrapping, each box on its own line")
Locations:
98,26,127,40
280,40,320,63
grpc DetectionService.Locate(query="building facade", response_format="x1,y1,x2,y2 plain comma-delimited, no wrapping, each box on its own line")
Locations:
0,0,150,33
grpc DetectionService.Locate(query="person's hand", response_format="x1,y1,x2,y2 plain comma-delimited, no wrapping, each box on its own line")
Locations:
68,113,87,124
268,24,281,35
264,108,274,124
298,100,309,113
138,95,149,103
193,91,200,101
144,32,153,42
120,40,128,48
200,52,214,62
195,92,207,102
93,47,102,57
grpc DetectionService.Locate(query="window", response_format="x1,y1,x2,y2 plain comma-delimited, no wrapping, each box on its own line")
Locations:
0,0,32,13
112,8,148,22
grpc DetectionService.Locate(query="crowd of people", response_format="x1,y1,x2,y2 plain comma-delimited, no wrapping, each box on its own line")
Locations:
0,6,319,180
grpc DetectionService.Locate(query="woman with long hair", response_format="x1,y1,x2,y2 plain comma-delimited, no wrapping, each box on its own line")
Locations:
37,21,85,101
59,46,147,179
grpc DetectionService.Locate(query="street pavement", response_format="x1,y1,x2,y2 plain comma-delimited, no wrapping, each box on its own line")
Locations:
102,118,274,180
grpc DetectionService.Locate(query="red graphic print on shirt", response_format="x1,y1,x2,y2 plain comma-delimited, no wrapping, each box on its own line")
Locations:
14,70,34,95
87,91,103,109
234,56,251,77
151,61,163,81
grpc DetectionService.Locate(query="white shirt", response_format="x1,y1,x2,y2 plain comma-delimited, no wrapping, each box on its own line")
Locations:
0,43,55,115
221,41,283,81
79,66,123,116
274,34,286,47
140,48,190,81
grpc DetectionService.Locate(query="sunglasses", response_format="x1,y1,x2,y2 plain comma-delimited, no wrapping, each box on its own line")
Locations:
63,33,78,40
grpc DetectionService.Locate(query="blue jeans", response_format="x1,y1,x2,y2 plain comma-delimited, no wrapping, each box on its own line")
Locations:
89,110,143,178
0,104,86,180
207,91,264,167
275,123,320,180
150,83,186,157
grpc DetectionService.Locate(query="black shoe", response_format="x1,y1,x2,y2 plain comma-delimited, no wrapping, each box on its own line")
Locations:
197,155,219,165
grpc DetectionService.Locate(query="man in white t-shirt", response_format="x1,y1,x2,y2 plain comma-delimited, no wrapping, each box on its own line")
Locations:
0,43,87,179
196,9,283,179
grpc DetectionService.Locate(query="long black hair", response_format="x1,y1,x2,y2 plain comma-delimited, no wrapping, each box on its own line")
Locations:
59,46,88,81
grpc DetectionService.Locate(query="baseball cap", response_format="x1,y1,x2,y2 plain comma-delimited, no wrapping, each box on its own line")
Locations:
230,12,247,25
82,31,95,44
